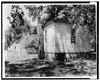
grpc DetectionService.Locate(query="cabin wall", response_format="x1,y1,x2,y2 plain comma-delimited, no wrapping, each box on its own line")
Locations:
55,22,90,53
44,22,55,61
8,43,26,56
54,22,90,61
55,22,72,53
44,22,90,61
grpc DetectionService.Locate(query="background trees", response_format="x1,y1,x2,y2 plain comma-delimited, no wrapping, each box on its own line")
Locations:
41,5,96,50
5,5,32,50
5,5,39,54
5,5,96,51
26,5,96,50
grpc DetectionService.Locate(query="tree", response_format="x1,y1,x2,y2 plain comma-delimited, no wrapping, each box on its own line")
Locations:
7,5,25,39
5,28,12,50
5,5,32,49
41,5,96,50
24,5,96,60
25,5,44,59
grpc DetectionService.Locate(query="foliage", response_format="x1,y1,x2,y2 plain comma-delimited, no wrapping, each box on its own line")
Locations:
25,5,96,49
5,5,96,50
5,5,36,50
24,5,43,21
25,35,38,54
5,5,24,49
24,5,44,57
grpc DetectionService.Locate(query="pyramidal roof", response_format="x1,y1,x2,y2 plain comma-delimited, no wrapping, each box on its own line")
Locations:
42,18,69,28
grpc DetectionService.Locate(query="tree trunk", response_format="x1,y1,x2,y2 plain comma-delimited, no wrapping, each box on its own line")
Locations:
37,24,44,60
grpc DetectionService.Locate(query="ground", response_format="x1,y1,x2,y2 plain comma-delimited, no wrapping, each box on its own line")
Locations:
4,51,97,78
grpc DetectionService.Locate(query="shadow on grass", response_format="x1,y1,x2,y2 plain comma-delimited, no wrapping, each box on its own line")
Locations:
5,58,97,77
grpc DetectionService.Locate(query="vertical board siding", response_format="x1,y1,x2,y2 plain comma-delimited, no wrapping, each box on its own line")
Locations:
44,22,90,61
44,23,55,61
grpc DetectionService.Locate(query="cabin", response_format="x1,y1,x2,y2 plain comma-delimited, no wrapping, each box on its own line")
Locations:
42,19,91,62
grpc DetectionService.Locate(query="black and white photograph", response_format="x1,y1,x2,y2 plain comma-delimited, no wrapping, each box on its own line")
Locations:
1,1,99,79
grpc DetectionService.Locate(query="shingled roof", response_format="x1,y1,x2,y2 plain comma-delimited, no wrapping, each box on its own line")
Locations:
42,19,69,28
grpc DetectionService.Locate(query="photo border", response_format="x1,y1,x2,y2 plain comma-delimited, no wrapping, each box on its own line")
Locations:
1,1,99,80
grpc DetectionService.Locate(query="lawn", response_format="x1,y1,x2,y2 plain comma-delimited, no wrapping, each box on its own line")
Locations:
4,50,97,78
5,58,97,78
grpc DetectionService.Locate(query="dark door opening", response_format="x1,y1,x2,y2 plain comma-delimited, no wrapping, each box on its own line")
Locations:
56,53,65,62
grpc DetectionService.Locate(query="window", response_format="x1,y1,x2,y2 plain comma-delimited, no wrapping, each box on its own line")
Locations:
45,30,47,43
71,29,76,43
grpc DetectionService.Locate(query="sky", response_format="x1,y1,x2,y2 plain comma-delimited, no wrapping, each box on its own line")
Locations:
3,5,12,30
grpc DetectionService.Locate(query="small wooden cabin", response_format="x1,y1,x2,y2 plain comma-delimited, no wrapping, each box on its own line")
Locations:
42,19,90,62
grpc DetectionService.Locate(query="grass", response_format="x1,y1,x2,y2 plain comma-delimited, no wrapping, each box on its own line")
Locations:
4,50,97,78
5,58,97,77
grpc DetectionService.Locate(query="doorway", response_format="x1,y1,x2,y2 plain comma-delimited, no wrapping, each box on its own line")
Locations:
56,53,65,62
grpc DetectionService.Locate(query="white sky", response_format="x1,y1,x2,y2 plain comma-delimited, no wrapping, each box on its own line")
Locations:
3,5,12,30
